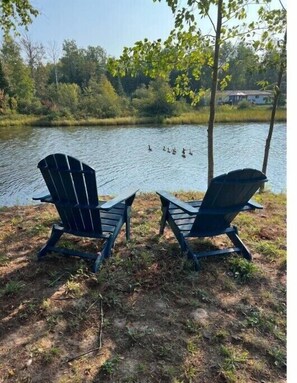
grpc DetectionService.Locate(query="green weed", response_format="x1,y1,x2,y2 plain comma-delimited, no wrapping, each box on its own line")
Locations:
0,280,25,296
228,257,260,282
29,223,48,235
0,253,9,265
219,346,249,382
184,363,198,380
268,347,286,369
256,240,286,265
242,307,282,337
42,347,61,363
184,320,202,335
64,280,84,298
187,339,199,354
101,356,120,375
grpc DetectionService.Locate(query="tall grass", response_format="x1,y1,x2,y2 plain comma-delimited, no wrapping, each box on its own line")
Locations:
0,107,286,128
165,107,286,124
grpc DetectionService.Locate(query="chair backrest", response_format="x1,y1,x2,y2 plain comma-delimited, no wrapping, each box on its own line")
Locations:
38,153,102,234
191,168,267,234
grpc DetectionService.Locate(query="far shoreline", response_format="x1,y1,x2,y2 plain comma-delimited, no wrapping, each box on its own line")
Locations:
0,108,286,128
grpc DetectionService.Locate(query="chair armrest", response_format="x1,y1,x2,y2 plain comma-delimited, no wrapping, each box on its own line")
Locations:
247,199,263,209
100,189,138,210
32,192,52,202
198,200,263,215
156,190,198,214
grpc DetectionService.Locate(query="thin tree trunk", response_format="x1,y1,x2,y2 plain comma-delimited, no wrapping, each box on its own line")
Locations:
207,0,223,185
260,30,286,192
54,65,58,87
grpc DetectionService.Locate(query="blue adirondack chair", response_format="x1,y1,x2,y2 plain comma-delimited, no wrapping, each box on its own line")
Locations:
33,153,138,272
157,168,267,270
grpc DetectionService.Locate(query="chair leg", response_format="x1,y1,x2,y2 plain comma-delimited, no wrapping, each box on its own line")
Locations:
159,206,168,235
93,252,104,273
167,217,188,253
125,195,136,241
38,225,63,259
101,235,115,260
227,227,252,261
126,206,131,241
186,248,201,271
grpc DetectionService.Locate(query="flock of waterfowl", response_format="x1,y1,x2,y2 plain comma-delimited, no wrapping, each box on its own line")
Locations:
148,145,193,158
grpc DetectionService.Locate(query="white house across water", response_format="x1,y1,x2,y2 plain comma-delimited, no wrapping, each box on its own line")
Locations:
217,90,273,105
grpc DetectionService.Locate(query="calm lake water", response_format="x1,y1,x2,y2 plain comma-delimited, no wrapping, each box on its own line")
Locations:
0,123,286,206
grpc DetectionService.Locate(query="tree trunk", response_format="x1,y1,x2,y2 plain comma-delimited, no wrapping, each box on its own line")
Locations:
260,30,286,192
207,0,223,185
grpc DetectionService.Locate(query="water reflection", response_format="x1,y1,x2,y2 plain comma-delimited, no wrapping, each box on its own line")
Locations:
0,123,286,206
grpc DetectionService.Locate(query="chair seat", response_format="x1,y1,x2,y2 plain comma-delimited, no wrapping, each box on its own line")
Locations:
169,200,201,236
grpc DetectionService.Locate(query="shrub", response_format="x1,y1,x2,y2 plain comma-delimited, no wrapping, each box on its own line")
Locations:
237,100,252,109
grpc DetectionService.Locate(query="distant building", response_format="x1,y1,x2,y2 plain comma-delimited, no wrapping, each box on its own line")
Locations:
217,90,273,105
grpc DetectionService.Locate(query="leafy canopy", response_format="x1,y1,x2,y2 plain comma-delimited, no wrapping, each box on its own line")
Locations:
108,0,282,105
0,0,38,35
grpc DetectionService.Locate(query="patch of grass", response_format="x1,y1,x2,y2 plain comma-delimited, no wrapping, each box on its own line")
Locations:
41,298,52,311
155,343,175,359
267,347,286,369
256,240,286,263
47,270,70,287
45,314,60,331
0,280,25,296
219,345,249,382
133,222,152,237
187,339,200,354
31,345,62,364
228,257,260,283
102,290,123,309
214,329,229,341
10,216,23,226
42,347,62,363
160,364,180,381
219,275,239,293
184,363,198,380
183,320,202,335
242,306,285,340
28,223,49,235
18,300,39,319
100,356,120,375
192,288,214,303
64,280,84,298
126,324,154,343
0,253,9,265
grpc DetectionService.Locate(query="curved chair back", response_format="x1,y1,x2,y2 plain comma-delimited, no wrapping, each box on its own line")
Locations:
38,153,102,235
191,168,267,234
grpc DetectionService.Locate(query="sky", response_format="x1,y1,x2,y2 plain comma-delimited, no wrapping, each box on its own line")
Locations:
26,0,175,58
21,0,287,59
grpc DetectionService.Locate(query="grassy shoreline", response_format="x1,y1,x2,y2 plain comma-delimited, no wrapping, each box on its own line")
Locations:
0,108,286,128
0,191,286,382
